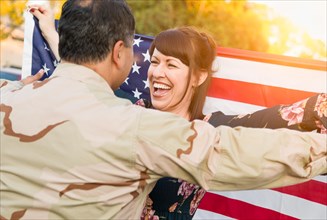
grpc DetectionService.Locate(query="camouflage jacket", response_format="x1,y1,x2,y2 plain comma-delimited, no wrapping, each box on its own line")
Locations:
1,63,326,219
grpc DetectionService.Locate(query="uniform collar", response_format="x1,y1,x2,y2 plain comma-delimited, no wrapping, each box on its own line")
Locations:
51,62,113,94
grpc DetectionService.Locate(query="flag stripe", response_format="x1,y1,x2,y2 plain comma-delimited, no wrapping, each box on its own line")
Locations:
207,78,317,107
197,187,327,220
198,192,298,220
22,11,35,79
273,180,327,205
213,57,327,93
194,209,234,220
217,47,327,71
203,97,266,115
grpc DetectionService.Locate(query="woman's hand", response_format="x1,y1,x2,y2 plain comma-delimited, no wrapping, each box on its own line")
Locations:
27,4,60,61
27,4,56,41
20,69,45,85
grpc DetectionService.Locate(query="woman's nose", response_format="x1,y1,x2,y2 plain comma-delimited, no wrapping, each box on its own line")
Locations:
152,64,166,78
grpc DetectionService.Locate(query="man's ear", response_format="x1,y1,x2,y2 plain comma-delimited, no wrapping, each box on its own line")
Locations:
196,70,208,87
112,40,124,67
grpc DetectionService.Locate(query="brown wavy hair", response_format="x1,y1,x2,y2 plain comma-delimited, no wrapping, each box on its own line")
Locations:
149,26,217,120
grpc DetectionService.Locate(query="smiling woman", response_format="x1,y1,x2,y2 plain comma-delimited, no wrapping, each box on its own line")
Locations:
148,49,192,118
147,27,217,121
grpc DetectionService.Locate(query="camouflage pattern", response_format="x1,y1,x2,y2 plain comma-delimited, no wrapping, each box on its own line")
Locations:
1,63,326,219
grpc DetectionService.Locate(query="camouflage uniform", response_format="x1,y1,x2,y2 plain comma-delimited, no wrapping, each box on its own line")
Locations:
1,63,326,219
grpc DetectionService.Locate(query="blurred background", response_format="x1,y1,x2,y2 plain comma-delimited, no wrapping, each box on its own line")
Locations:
1,0,326,74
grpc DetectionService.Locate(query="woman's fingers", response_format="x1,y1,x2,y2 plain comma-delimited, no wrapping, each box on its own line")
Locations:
27,4,56,41
27,4,51,16
20,69,45,85
29,8,44,20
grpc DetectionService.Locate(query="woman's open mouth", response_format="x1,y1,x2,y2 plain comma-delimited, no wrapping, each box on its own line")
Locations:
153,82,171,97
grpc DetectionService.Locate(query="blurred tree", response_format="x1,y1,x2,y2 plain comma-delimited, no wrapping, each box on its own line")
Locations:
0,0,27,40
127,0,326,60
0,0,325,59
127,0,189,36
267,15,326,59
127,0,270,52
49,0,65,20
0,0,64,40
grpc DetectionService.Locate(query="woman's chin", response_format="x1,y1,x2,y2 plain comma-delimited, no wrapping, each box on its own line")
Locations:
151,99,169,111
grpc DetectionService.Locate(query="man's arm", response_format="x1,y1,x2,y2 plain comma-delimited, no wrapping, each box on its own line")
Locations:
136,108,326,191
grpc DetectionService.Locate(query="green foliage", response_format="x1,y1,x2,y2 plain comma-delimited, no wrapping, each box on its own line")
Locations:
127,0,270,52
0,0,27,40
0,0,324,59
0,0,65,40
127,0,326,60
127,0,189,36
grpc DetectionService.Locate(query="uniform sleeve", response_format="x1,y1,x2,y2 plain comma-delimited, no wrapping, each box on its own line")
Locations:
135,108,326,191
0,79,24,100
0,79,24,90
207,93,327,134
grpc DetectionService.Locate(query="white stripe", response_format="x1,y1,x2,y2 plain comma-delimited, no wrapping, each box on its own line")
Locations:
22,11,34,79
208,189,327,220
203,97,265,115
313,175,327,183
213,57,327,93
193,209,234,220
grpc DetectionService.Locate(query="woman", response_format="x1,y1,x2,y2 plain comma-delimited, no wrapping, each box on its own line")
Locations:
28,6,326,220
138,27,326,219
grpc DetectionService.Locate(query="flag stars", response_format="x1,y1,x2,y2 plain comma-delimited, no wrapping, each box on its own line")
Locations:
44,43,50,51
124,77,129,85
132,88,142,99
42,63,50,76
53,60,59,67
132,61,141,74
142,50,151,63
143,79,149,89
133,37,143,47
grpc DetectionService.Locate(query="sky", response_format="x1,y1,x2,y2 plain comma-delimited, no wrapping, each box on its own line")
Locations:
251,0,327,44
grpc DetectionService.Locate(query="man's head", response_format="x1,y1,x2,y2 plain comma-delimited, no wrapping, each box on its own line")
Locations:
58,0,135,88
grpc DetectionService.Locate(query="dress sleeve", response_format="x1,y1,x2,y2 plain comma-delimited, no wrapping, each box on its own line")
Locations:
206,93,327,133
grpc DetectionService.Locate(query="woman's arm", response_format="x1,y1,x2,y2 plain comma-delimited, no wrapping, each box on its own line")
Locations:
206,93,327,133
28,5,60,61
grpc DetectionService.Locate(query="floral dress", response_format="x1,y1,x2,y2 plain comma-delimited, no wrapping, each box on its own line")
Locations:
137,93,327,220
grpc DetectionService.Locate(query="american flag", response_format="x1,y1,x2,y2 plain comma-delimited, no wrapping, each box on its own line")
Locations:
22,11,327,220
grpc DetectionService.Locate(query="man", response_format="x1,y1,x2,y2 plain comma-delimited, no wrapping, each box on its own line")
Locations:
1,0,326,219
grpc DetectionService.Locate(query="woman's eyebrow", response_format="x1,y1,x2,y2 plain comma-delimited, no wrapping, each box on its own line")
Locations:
166,58,182,64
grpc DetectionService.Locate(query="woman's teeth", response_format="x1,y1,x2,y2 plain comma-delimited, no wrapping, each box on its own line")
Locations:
153,83,170,90
153,83,171,96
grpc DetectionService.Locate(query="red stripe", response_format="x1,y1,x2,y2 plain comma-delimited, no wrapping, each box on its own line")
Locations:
198,192,298,220
273,180,327,205
217,47,327,71
207,78,317,107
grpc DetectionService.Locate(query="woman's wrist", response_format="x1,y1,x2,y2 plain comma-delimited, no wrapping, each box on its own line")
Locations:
44,29,59,46
45,30,60,61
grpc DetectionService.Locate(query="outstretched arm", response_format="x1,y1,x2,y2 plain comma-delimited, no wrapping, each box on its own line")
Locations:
206,94,327,134
138,109,326,191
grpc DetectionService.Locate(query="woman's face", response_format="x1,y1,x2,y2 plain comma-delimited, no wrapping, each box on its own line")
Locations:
148,48,195,118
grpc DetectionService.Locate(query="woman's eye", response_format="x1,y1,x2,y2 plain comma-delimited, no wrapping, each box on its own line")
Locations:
150,60,158,64
168,64,177,68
